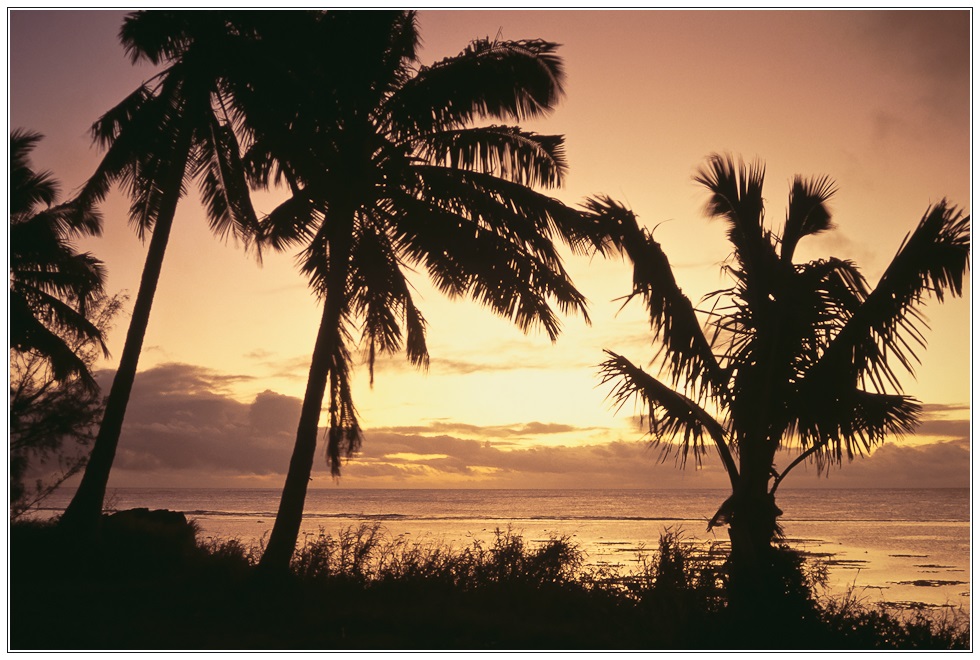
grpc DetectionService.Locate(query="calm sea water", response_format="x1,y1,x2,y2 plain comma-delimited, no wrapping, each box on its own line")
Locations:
37,487,970,612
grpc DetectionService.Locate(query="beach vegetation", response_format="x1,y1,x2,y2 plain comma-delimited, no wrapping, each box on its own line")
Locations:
9,519,968,650
9,130,120,518
10,293,124,519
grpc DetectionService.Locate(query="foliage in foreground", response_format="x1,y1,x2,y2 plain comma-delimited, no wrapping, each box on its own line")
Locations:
10,518,968,650
10,294,125,519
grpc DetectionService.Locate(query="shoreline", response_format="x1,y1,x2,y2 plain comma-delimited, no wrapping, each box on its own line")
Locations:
185,513,971,616
26,486,971,615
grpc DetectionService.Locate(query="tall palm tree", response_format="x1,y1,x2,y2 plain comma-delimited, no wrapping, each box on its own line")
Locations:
591,154,969,602
248,11,601,572
9,130,107,387
59,11,263,532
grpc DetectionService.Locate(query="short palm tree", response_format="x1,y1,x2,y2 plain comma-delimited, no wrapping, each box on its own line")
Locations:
247,11,600,572
591,154,969,602
9,129,107,387
59,11,263,532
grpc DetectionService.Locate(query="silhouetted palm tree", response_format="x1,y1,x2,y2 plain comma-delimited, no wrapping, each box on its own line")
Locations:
59,11,262,532
249,11,599,572
590,154,969,602
9,130,107,387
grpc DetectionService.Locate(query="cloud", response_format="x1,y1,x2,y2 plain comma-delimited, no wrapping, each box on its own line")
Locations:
104,362,255,396
90,362,724,489
795,438,970,490
90,362,969,491
921,402,970,414
348,432,971,491
856,11,969,83
910,403,971,440
248,390,302,435
243,349,275,361
913,418,970,440
346,431,731,489
850,11,969,140
262,354,317,380
95,364,297,481
373,420,602,440
368,353,595,377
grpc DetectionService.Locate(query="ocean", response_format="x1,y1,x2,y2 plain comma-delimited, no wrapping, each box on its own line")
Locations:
35,487,970,613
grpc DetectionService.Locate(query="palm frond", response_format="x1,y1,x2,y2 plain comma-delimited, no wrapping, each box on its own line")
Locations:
325,333,361,477
10,250,106,309
258,195,320,252
781,174,837,262
375,10,421,88
89,83,157,150
10,129,59,215
122,146,188,240
388,193,589,341
79,71,192,238
403,294,428,372
413,125,567,189
411,165,598,256
240,132,305,193
41,202,103,240
791,387,920,466
9,132,108,386
349,219,430,384
121,10,193,64
192,115,261,247
10,283,105,348
693,153,776,278
407,166,566,265
779,257,868,379
599,351,738,486
74,89,157,212
583,196,726,397
388,37,564,135
810,201,970,392
8,296,95,388
120,10,234,66
578,195,646,256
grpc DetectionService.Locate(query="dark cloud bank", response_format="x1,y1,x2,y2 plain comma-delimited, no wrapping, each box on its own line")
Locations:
94,363,969,490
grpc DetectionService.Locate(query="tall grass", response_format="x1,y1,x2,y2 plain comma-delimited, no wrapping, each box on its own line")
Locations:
288,524,584,589
10,518,969,650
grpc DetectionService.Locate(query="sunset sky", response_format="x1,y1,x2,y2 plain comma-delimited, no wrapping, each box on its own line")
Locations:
7,9,972,490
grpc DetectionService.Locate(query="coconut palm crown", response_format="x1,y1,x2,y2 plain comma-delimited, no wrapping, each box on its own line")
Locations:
60,11,268,532
244,11,602,570
589,153,969,580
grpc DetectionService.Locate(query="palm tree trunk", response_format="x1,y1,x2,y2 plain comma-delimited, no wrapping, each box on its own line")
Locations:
726,353,784,605
726,452,782,609
258,204,355,574
59,146,190,535
258,302,338,572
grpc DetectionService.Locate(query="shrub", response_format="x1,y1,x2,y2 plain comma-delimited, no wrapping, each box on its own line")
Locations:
8,520,969,650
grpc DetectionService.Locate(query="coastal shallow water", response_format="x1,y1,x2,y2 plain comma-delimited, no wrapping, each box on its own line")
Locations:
36,487,970,613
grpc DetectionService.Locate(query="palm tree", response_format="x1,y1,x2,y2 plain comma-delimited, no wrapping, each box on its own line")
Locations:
248,11,600,572
59,11,263,533
591,154,969,603
9,129,107,387
10,292,125,519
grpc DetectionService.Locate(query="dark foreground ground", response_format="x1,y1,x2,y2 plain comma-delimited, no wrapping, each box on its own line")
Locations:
9,511,970,650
